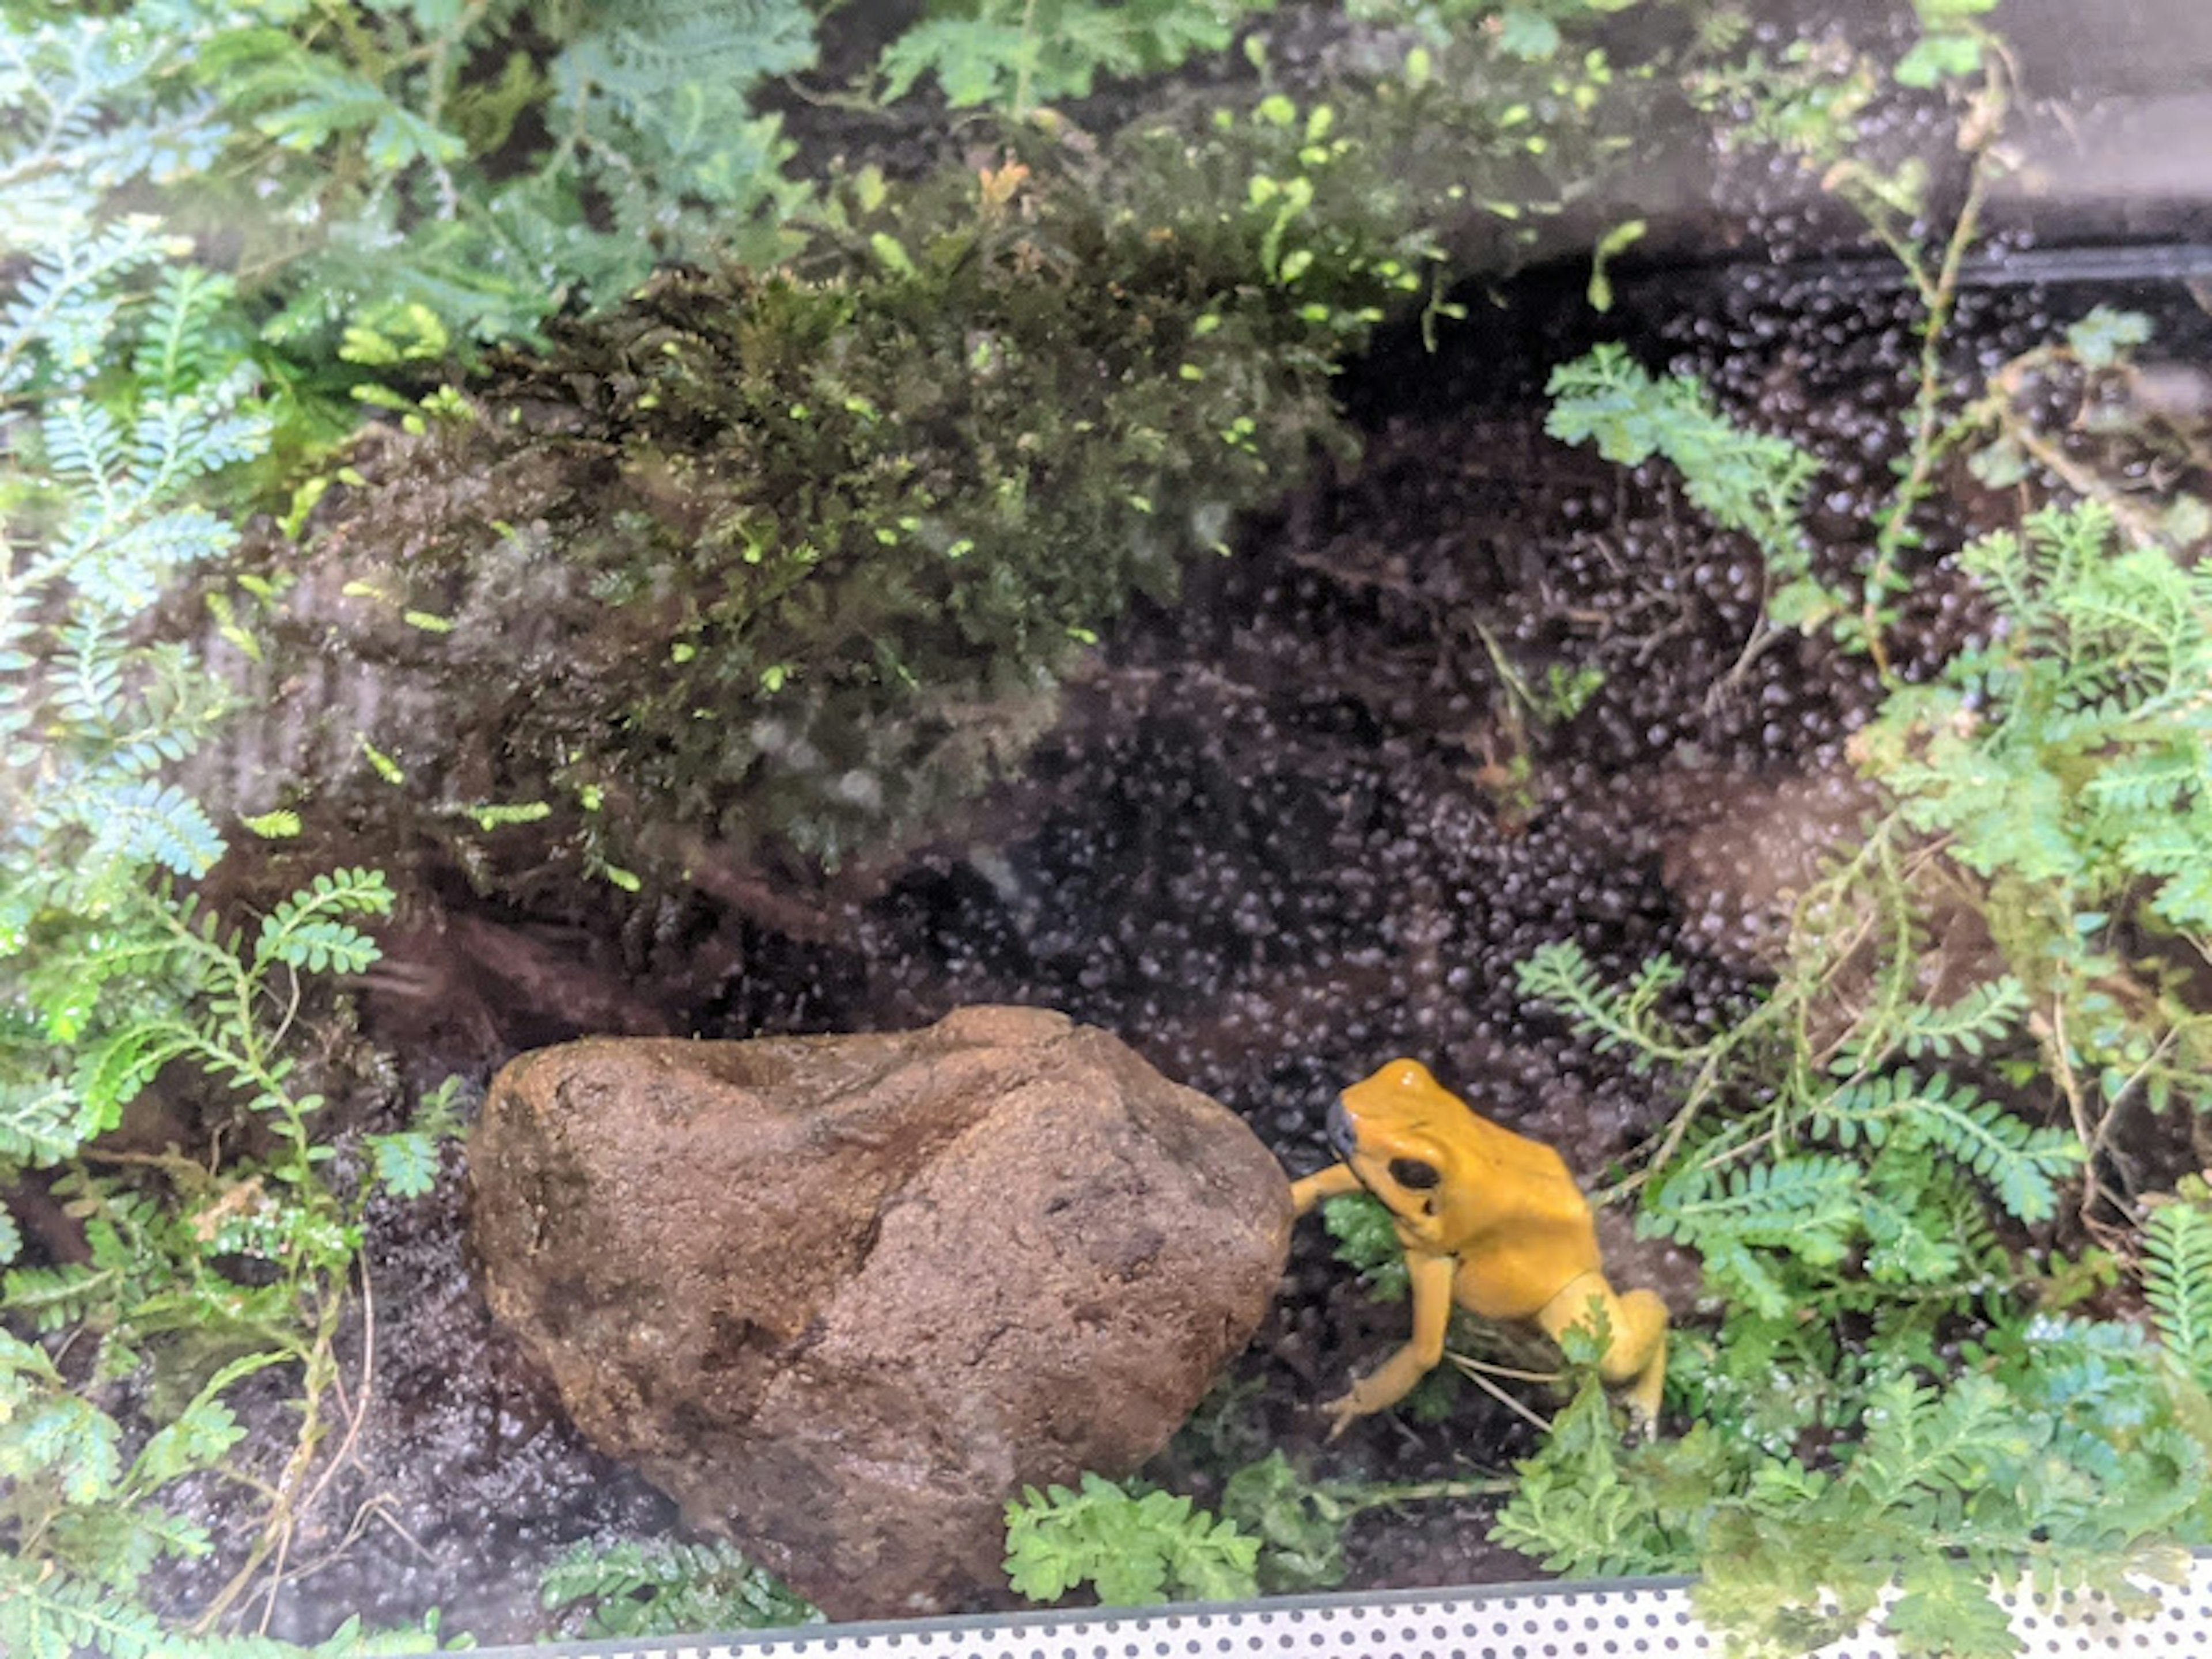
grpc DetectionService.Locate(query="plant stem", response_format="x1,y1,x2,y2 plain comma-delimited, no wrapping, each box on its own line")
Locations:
1859,68,2004,680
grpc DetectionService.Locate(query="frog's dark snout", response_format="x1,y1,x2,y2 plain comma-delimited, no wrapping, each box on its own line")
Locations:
1326,1098,1358,1161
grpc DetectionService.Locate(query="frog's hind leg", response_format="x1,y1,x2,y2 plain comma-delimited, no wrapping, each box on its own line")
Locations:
1536,1271,1669,1427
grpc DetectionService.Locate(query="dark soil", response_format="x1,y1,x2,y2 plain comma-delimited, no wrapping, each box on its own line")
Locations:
153,247,2210,1646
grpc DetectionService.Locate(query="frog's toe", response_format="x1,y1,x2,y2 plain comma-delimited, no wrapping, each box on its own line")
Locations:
1320,1392,1364,1441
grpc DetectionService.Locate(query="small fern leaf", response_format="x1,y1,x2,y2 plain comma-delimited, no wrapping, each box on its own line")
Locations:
41,396,126,493
1822,1073,2080,1223
0,1558,164,1659
78,779,226,879
1645,1154,1862,1253
1893,976,2029,1061
1887,1554,2017,1659
72,1021,199,1135
0,1077,87,1166
129,1397,245,1490
2,1262,113,1333
129,264,238,395
369,1131,442,1199
2145,1192,2212,1392
253,867,394,972
6,1384,124,1501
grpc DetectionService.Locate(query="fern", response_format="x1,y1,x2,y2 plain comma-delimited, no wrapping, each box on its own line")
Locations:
1884,976,2028,1063
1816,1073,2080,1225
253,867,395,973
1513,941,1699,1066
1004,1472,1262,1606
0,35,419,1649
162,0,823,351
1545,343,1837,628
878,0,1263,112
0,1560,168,1659
1319,1191,1410,1301
538,1536,819,1639
2145,1184,2212,1392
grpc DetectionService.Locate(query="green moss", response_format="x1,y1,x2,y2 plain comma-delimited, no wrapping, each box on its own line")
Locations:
247,27,1662,884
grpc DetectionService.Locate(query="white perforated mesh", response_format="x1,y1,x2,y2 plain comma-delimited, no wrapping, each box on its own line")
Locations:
485,1557,2212,1659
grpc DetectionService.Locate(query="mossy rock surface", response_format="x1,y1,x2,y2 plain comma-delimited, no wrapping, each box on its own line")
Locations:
192,36,1656,903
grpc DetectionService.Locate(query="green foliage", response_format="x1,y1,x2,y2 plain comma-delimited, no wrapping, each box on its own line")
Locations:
266,26,1656,876
1680,3,2014,672
1217,1453,1352,1593
1544,345,1840,630
2065,304,2153,370
0,26,437,1649
538,1536,819,1639
1,1338,268,1659
1320,1191,1408,1301
1895,0,2002,90
1003,1473,1262,1606
2145,1180,2212,1392
364,1074,468,1201
1496,1338,2206,1659
1342,0,1641,54
1502,503,2212,1654
1857,503,2212,1118
878,0,1268,113
130,0,816,354
1868,506,2212,927
1206,1450,1504,1595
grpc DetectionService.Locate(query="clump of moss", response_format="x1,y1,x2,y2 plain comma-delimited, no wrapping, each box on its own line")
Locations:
217,25,1661,895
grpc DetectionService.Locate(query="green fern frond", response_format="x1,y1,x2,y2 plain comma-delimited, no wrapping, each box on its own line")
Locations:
127,266,239,396
0,1076,86,1166
875,0,1244,110
3,1374,123,1501
1645,1153,1862,1249
1545,343,1824,595
562,0,816,108
1487,1380,1681,1577
42,396,127,492
1846,1371,2027,1512
1885,976,2028,1062
151,1616,468,1659
1513,942,1699,1066
252,867,393,973
126,1373,255,1492
80,782,226,881
0,218,175,392
1856,1181,1966,1287
0,1556,164,1659
1885,1553,2021,1659
540,1534,819,1638
129,391,271,502
209,30,466,174
1003,1472,1260,1607
2,1261,118,1333
71,1020,201,1136
1817,1072,2080,1223
2144,1190,2212,1392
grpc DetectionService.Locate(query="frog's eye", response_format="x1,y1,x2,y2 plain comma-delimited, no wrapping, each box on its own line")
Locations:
1388,1157,1440,1191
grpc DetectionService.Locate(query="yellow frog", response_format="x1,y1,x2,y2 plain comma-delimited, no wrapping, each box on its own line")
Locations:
1290,1058,1668,1432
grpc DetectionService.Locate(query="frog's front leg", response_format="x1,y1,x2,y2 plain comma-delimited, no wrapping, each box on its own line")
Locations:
1289,1162,1363,1217
1322,1250,1455,1438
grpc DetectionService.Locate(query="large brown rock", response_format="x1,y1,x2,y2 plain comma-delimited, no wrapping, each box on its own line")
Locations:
468,1005,1291,1618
